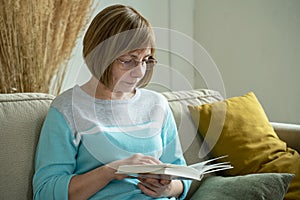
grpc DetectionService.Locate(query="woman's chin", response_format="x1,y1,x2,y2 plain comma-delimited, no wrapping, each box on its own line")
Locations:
113,82,137,92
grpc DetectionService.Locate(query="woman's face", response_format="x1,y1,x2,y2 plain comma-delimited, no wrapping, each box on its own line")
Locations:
110,48,152,93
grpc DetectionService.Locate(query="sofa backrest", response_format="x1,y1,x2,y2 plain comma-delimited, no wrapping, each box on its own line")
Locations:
161,89,224,164
0,89,222,199
0,93,55,200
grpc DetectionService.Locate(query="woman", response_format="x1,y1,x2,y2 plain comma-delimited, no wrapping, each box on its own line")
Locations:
33,4,191,200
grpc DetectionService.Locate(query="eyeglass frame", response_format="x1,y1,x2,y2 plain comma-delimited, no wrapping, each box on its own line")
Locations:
116,56,158,71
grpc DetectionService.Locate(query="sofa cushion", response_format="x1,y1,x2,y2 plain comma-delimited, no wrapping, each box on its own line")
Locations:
161,89,223,198
190,173,294,200
188,92,300,199
0,93,54,199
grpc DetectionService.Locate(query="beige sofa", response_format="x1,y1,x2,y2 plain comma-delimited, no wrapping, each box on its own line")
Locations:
1,89,299,200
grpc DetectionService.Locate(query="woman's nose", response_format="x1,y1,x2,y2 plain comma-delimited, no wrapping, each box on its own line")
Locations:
130,63,146,78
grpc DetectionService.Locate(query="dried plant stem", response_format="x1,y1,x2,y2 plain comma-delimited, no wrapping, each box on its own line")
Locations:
0,0,94,95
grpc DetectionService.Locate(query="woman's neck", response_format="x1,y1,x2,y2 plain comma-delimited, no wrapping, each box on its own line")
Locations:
80,77,135,100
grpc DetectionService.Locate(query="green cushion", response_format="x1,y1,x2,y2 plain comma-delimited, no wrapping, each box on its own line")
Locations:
190,173,294,200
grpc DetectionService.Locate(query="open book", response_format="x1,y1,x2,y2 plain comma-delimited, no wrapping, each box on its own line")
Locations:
116,156,233,181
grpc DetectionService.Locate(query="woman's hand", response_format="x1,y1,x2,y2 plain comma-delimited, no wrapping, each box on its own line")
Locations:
137,178,183,198
107,154,183,198
68,154,161,200
106,153,161,180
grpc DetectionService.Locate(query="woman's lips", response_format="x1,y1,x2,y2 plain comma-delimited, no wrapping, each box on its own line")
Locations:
124,81,136,86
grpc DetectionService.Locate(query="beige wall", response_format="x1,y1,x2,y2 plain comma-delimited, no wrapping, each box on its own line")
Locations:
62,0,300,124
194,0,300,124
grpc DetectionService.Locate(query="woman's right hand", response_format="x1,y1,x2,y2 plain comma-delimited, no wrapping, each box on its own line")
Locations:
69,154,161,200
106,153,161,180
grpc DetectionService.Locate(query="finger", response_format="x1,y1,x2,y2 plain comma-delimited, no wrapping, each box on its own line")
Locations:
138,182,159,198
139,176,170,187
141,177,162,187
130,154,161,165
160,179,171,186
138,174,162,180
141,155,161,164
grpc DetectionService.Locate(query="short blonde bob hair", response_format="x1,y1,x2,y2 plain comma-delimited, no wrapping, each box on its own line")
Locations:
83,4,156,88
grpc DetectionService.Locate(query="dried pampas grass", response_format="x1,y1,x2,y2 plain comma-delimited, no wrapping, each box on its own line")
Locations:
0,0,94,95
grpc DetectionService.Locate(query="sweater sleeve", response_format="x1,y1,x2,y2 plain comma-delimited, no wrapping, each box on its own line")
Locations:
33,107,77,200
159,105,192,200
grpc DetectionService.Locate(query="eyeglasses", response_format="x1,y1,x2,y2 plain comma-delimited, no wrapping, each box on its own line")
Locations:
116,56,157,71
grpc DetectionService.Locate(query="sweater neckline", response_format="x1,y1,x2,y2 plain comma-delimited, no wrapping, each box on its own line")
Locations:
74,84,141,104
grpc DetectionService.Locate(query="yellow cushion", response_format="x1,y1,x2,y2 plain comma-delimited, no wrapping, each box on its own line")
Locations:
188,92,300,200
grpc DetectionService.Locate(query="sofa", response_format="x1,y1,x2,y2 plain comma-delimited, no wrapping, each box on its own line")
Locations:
0,89,299,200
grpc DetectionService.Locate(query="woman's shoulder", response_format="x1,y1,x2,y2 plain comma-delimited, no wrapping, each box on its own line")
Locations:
52,85,90,108
138,88,167,103
51,87,74,109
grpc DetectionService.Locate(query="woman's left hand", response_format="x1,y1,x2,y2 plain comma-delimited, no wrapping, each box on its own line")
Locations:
137,177,183,198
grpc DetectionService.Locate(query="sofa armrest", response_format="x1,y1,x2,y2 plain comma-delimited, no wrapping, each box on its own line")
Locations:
270,122,300,153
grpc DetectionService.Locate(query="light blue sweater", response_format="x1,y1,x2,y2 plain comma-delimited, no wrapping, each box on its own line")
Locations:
33,86,191,199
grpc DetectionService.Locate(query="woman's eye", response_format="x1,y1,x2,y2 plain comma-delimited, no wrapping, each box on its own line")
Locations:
123,60,135,67
123,59,134,64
